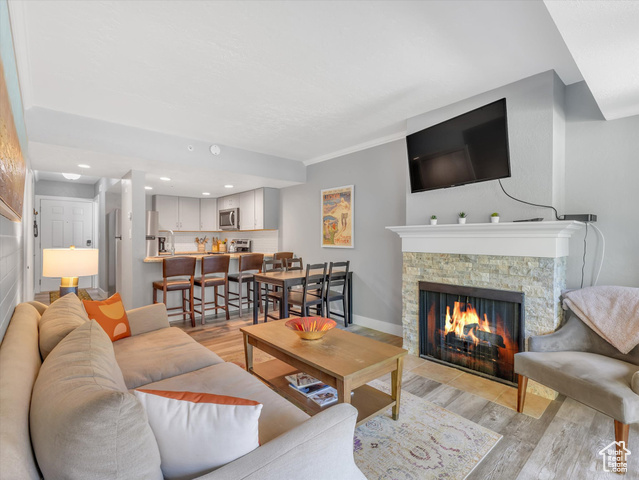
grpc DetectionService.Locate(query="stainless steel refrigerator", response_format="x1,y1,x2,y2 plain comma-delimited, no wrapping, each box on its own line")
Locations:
106,209,122,297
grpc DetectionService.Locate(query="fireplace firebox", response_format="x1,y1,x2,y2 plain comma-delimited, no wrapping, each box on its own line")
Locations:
419,281,524,385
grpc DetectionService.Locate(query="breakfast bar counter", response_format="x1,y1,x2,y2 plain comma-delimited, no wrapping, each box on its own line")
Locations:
143,252,273,262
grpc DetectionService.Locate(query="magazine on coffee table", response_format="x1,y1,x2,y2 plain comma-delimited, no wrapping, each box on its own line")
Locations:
285,372,322,388
289,382,332,397
308,387,338,407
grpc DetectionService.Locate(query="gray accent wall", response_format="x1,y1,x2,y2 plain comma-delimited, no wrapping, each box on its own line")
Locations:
280,140,406,331
564,82,639,288
406,70,565,225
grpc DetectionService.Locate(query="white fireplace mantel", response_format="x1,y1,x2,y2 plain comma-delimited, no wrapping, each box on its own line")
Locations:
386,221,584,258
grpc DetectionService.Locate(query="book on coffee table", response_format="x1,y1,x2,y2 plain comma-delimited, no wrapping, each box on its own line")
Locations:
285,372,322,388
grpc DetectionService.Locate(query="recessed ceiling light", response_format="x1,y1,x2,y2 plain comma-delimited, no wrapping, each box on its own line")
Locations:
62,173,81,180
224,184,234,189
77,164,90,169
202,192,210,196
210,145,221,155
160,177,171,181
145,186,153,190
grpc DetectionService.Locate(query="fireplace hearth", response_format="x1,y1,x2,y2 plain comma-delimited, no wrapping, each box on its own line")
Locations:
419,281,524,385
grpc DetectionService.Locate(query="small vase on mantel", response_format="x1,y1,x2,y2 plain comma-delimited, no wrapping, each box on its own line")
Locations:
430,215,437,225
490,212,500,224
458,212,467,224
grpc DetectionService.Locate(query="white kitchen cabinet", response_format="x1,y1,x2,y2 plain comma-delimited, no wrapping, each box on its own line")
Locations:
218,194,240,210
200,198,217,231
153,195,179,230
153,195,201,231
178,197,200,230
239,190,255,230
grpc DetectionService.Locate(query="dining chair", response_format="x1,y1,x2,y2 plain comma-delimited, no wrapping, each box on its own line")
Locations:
288,263,327,318
285,257,303,271
324,261,350,327
227,253,264,317
273,252,294,262
152,256,196,327
193,254,230,324
262,259,284,321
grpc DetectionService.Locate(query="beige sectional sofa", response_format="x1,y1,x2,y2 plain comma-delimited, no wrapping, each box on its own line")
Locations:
0,295,365,480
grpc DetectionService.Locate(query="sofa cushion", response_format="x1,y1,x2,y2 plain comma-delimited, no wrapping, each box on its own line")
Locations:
83,292,131,341
139,362,310,444
515,351,639,423
30,320,163,480
113,327,224,389
38,293,89,359
135,389,262,480
0,303,43,480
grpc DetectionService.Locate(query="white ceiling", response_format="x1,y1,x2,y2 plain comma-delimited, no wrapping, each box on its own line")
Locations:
7,1,638,193
544,0,639,120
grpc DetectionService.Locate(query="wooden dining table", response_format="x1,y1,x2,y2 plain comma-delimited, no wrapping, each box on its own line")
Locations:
251,269,353,324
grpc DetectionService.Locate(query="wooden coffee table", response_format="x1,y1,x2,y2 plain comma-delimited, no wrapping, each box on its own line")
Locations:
240,319,407,426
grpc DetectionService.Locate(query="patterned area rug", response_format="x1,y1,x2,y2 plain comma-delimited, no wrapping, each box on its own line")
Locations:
354,380,501,479
49,289,93,303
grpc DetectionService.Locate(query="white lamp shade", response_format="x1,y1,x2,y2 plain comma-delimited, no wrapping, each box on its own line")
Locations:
43,248,99,277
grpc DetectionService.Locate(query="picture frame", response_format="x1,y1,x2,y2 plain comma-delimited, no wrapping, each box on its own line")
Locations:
0,61,26,222
321,185,353,248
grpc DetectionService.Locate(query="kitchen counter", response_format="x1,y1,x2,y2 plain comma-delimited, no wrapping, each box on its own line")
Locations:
143,252,273,263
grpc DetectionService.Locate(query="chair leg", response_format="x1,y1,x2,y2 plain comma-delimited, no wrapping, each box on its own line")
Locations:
201,285,206,325
342,298,347,327
224,283,230,320
189,284,195,327
517,375,528,413
615,420,630,465
153,288,157,304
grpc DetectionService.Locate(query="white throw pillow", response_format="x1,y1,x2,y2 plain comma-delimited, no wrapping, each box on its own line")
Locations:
134,389,262,480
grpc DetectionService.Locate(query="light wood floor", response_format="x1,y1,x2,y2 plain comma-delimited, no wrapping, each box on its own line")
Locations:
177,311,639,480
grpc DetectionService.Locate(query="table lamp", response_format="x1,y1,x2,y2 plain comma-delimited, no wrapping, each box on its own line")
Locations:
43,246,99,297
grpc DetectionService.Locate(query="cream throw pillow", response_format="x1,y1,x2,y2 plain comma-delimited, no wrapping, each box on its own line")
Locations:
38,293,89,359
30,320,163,480
134,389,262,480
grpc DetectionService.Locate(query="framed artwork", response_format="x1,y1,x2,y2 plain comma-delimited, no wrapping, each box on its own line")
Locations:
0,61,26,222
321,185,353,248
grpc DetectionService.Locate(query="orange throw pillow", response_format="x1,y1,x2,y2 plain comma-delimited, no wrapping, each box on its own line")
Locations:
83,293,131,341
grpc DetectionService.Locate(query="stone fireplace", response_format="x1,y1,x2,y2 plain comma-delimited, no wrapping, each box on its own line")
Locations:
387,221,583,399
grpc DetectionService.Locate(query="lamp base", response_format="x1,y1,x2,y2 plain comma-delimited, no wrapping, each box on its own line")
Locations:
59,277,79,297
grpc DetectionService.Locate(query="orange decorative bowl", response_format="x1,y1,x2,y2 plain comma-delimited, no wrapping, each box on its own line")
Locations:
285,317,336,340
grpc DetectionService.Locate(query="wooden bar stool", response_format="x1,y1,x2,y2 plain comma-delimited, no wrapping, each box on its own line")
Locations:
324,261,350,327
193,254,230,324
228,253,264,317
152,256,196,327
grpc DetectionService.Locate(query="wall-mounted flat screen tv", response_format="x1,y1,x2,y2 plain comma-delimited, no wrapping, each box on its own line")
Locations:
406,98,511,193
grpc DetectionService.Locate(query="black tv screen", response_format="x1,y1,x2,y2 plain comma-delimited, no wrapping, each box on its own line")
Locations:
406,98,511,193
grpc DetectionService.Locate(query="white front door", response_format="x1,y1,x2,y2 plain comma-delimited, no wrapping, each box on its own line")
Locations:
37,198,95,292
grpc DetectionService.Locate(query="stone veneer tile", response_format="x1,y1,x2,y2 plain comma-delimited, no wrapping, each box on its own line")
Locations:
402,252,566,399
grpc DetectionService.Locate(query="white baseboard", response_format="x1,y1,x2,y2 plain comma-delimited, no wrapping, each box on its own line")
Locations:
352,314,403,337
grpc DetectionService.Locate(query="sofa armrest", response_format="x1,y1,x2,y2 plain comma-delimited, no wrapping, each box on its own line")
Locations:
126,303,170,336
195,403,366,480
528,314,596,353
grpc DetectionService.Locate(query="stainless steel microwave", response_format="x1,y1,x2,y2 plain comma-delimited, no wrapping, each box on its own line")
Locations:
219,208,240,230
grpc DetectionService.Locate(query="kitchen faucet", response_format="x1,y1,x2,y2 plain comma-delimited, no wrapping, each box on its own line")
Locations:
168,229,175,255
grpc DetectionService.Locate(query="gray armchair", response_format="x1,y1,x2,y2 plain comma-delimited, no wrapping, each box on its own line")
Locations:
515,308,639,454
